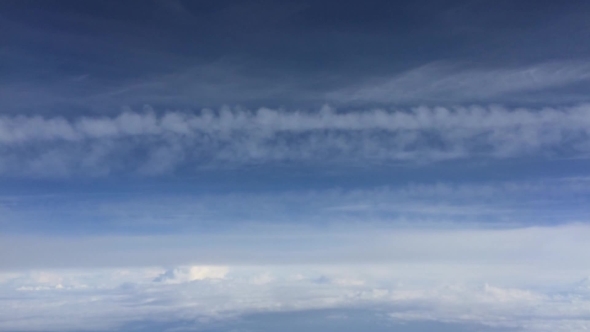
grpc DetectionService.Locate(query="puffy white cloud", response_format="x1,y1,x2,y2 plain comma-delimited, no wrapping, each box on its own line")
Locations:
154,265,229,284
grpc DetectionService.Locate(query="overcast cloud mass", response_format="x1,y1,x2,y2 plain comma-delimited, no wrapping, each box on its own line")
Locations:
2,1,590,331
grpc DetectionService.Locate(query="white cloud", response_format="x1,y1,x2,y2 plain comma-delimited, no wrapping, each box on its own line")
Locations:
3,104,590,143
328,62,590,103
1,104,590,176
154,265,229,284
0,262,589,332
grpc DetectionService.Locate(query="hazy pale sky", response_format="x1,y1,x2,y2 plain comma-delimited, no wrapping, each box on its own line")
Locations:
1,1,590,331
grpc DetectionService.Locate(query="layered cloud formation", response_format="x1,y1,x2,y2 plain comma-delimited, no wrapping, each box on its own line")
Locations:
2,256,590,332
3,1,590,331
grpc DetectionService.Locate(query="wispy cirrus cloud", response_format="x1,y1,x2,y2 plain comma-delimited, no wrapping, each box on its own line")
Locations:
3,178,590,234
328,62,590,103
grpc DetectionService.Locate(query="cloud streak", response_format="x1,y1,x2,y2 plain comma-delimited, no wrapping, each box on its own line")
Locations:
1,104,590,176
3,178,590,234
329,62,590,103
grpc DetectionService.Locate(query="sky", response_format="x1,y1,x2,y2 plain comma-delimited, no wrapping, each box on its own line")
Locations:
1,1,590,331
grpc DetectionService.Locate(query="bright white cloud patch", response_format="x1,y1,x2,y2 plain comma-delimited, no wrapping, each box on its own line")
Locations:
1,104,590,176
154,265,229,284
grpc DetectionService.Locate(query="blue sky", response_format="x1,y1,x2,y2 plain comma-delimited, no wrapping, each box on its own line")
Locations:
1,1,590,331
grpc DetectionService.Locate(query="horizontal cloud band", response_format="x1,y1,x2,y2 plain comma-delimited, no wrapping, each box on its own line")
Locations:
2,224,590,331
1,104,590,176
